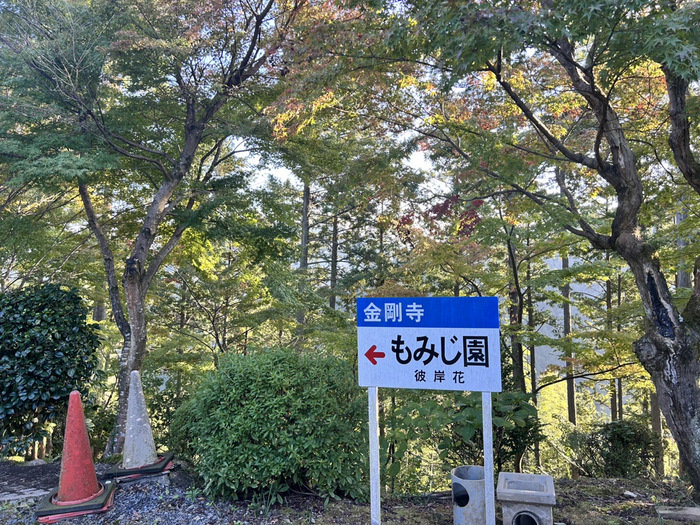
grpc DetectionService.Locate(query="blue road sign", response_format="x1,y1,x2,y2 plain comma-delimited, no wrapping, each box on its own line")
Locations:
357,297,501,392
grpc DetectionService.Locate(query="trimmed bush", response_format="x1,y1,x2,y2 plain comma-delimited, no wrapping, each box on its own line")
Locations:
0,284,99,455
170,348,367,501
568,419,660,478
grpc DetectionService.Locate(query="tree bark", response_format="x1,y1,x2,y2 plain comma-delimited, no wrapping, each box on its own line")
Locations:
617,275,624,421
562,255,577,425
651,390,665,478
296,182,310,339
606,277,618,421
527,253,541,467
329,213,338,310
506,235,526,394
617,234,700,495
508,283,526,393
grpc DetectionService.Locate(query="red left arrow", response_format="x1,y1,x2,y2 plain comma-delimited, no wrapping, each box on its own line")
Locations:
365,345,385,365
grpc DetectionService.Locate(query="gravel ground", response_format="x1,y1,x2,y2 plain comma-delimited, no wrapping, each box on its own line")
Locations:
0,463,300,525
0,460,451,524
0,475,308,525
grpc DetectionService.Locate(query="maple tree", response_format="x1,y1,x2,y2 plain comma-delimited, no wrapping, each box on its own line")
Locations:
0,0,308,453
337,0,700,495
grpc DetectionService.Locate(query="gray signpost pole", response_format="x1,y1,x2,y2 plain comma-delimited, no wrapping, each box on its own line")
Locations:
482,391,496,525
369,386,381,525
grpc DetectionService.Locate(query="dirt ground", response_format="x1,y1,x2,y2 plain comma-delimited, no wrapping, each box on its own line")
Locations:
0,459,698,524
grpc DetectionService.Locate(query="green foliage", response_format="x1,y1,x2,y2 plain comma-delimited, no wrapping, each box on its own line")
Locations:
141,340,214,444
0,284,99,455
170,348,368,502
568,419,661,478
383,388,541,493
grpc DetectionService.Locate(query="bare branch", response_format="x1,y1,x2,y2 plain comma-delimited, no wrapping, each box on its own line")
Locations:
535,361,636,394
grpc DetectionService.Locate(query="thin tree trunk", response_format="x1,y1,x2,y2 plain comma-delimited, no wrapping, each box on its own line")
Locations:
527,252,540,467
610,380,618,421
616,274,623,420
296,182,310,338
562,255,577,425
606,276,618,421
509,284,526,394
617,378,623,420
650,390,665,478
506,236,526,394
329,213,338,310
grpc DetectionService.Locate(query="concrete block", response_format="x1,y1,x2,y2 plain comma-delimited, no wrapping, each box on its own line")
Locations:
451,465,485,525
656,506,700,522
497,472,556,525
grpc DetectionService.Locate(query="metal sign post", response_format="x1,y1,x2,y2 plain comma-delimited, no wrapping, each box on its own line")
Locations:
482,391,496,525
368,387,380,525
358,297,500,525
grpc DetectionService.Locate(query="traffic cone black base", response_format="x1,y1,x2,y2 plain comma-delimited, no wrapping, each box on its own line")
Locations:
104,452,175,481
35,481,117,523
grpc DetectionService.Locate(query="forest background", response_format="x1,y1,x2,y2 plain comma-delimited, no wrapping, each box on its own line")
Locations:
0,0,699,503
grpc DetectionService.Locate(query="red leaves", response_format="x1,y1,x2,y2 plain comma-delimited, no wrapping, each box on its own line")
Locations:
424,196,483,239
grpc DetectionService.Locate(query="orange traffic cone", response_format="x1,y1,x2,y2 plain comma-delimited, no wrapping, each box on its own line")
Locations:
35,391,117,523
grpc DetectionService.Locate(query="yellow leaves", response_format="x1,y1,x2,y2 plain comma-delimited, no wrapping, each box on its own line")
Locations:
424,113,447,126
548,91,585,120
376,214,393,231
271,89,339,139
398,75,418,89
312,89,338,112
483,73,497,92
506,70,529,92
503,211,520,227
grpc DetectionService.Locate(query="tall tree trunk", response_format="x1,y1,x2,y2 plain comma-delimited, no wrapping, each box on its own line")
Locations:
610,381,618,421
329,213,338,310
606,275,618,421
526,253,541,467
296,182,310,338
508,284,526,393
80,172,191,456
650,390,665,478
562,255,577,425
619,239,700,496
506,237,526,393
616,274,624,420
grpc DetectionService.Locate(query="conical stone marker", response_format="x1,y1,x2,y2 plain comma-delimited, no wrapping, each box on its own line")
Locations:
122,370,158,469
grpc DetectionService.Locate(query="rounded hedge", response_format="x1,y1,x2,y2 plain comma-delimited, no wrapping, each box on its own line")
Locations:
0,284,99,454
170,348,367,501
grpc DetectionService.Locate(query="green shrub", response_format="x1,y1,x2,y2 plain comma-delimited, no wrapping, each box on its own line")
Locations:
0,284,99,456
568,419,660,478
170,348,367,502
383,389,541,493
